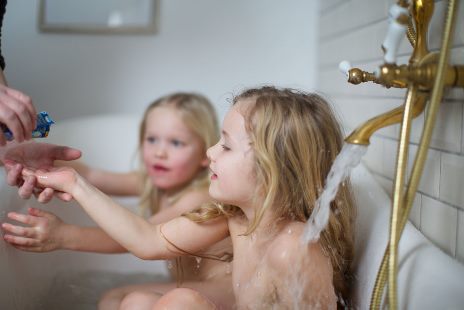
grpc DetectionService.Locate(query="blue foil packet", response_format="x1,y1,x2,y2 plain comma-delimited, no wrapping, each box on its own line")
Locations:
2,111,55,141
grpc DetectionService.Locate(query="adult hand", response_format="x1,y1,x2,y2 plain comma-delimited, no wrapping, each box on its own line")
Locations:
2,208,66,252
0,84,37,146
2,142,81,201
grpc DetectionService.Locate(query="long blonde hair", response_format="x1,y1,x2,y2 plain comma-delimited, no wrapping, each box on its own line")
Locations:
186,86,355,300
138,92,219,216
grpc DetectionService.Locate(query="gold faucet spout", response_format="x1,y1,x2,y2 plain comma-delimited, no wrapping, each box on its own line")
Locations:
344,91,427,145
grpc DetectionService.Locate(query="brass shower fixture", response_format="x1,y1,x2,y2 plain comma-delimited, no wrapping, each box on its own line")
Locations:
338,0,463,309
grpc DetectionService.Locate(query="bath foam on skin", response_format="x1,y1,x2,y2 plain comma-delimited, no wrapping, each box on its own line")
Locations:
1,111,55,141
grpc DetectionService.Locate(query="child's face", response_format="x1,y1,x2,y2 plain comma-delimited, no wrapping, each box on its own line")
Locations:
207,101,256,207
142,106,208,191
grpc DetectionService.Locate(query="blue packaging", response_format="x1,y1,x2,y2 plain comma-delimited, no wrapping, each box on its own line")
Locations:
2,111,55,141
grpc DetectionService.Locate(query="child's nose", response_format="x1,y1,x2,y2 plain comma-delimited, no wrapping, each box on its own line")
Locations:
206,144,217,161
155,144,167,158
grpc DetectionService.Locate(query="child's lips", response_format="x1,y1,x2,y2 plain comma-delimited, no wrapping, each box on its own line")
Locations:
153,164,169,172
209,168,218,180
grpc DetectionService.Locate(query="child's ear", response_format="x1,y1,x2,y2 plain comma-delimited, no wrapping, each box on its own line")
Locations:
201,157,209,168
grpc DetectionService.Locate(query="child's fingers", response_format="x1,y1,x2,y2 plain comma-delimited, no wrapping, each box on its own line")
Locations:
1,223,37,238
28,207,49,217
7,211,39,226
23,169,50,185
18,175,37,199
3,234,39,248
56,192,73,202
37,188,55,203
9,244,40,252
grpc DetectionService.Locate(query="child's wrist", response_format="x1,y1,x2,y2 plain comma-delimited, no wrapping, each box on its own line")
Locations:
55,223,71,250
59,224,79,250
71,173,88,198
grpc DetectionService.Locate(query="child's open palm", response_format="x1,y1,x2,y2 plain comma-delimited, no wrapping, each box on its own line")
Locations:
2,207,65,252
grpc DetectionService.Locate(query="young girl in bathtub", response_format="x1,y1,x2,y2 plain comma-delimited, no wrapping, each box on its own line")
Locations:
14,86,355,309
2,92,235,309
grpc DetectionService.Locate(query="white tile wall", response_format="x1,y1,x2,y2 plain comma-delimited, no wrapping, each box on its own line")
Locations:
363,136,384,175
429,102,462,153
440,152,464,209
319,0,464,263
408,145,441,198
421,196,457,256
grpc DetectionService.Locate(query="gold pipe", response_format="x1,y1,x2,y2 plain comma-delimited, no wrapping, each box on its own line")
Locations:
368,89,427,309
369,0,458,308
344,94,426,145
387,85,417,309
390,1,457,307
401,0,458,257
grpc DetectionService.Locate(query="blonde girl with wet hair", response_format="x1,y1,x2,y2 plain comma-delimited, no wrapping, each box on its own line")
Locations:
19,86,355,309
2,92,234,309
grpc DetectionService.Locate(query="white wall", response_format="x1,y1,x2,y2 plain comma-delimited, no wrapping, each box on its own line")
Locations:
3,0,319,122
318,0,464,263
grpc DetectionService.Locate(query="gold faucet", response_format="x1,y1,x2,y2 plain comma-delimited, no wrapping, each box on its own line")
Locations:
338,0,463,309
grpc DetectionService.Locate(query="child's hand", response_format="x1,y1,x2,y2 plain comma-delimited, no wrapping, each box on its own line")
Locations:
22,166,80,198
1,208,65,252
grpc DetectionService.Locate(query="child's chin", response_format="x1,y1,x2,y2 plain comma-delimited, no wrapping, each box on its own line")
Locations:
208,187,224,202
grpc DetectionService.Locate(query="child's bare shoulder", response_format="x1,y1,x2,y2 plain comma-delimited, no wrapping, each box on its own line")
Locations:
268,222,331,273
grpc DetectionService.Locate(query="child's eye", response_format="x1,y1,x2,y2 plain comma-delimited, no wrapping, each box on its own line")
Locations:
146,136,157,144
221,144,231,151
171,139,185,147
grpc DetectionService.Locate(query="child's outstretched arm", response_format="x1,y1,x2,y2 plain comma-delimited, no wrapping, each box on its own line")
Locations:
2,208,129,253
23,166,229,260
56,159,140,197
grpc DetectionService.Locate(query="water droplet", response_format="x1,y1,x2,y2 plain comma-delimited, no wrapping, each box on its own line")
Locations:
250,233,256,242
235,282,240,288
287,229,292,234
225,263,232,274
195,257,202,269
167,261,173,269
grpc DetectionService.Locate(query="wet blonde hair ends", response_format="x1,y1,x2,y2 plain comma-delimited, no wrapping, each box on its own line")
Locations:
138,92,219,215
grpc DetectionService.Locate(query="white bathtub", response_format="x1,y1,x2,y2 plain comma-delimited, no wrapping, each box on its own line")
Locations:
1,114,464,309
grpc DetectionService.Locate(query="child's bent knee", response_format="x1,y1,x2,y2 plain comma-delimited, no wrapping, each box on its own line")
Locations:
154,288,216,310
120,291,159,310
98,287,126,310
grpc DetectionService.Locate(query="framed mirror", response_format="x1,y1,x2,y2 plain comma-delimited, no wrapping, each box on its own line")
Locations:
38,0,158,35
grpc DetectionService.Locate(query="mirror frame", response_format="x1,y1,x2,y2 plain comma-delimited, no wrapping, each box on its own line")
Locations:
38,0,159,35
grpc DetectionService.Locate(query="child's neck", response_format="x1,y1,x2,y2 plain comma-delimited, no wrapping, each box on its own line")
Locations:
159,180,197,205
240,202,287,237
